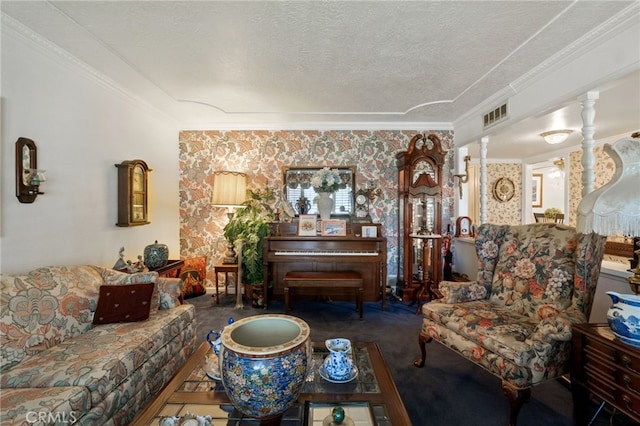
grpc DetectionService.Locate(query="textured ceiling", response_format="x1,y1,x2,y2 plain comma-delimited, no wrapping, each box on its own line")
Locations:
2,1,639,159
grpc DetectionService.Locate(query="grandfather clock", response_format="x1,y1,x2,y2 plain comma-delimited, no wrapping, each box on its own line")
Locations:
396,133,447,305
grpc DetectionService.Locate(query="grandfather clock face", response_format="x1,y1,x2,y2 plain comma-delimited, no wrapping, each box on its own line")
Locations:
412,161,436,185
410,161,438,233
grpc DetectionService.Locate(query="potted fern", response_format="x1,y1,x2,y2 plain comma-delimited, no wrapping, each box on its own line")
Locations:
223,188,275,307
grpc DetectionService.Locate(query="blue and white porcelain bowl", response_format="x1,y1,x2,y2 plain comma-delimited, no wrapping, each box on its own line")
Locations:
606,291,640,347
219,314,311,420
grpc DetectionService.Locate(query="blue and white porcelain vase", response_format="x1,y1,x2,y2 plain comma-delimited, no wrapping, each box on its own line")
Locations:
606,291,640,347
144,240,168,270
218,314,311,420
316,192,333,220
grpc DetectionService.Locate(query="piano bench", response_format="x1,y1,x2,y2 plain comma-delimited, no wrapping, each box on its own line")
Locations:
283,272,363,319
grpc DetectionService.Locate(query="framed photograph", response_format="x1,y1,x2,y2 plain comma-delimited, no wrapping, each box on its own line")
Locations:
321,220,347,236
361,225,378,238
532,174,543,208
298,215,318,236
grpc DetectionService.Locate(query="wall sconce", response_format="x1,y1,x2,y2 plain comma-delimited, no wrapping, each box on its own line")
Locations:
212,171,247,264
541,130,572,144
453,155,471,199
15,137,46,203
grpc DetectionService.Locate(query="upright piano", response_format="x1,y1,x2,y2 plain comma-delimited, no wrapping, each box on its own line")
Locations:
263,222,387,309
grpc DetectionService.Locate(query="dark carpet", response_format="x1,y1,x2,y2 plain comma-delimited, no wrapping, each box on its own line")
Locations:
185,291,632,426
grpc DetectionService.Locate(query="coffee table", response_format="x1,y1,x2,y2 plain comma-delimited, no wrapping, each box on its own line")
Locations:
132,341,410,425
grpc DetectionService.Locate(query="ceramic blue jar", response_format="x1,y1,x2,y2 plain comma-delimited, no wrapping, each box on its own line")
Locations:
219,314,311,420
606,291,640,347
144,240,168,269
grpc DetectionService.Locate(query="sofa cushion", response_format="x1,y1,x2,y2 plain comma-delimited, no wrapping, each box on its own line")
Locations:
93,266,160,310
157,277,183,309
0,266,104,370
423,300,540,366
488,225,578,318
93,283,155,324
1,386,91,426
1,305,195,405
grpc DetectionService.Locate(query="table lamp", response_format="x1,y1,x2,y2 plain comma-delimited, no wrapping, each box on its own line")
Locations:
577,136,640,293
212,171,247,264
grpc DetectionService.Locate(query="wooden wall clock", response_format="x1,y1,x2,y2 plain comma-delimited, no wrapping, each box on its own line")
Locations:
115,159,151,226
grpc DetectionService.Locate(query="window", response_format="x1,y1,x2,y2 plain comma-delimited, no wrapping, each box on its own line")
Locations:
282,167,355,216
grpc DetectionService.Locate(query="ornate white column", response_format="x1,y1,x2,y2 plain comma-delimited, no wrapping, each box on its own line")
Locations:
479,136,489,224
580,91,599,196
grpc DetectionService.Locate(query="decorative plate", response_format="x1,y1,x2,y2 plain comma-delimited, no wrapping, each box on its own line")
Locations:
318,363,358,383
204,353,220,380
492,177,515,202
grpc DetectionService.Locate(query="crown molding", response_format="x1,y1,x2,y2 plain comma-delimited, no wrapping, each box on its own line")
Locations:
1,13,178,126
179,121,455,132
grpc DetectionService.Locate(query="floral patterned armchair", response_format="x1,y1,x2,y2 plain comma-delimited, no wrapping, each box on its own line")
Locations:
414,223,606,425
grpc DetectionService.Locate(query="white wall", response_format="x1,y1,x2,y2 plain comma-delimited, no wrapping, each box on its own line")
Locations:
1,21,181,274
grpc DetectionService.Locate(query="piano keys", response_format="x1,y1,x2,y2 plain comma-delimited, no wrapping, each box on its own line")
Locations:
263,222,387,310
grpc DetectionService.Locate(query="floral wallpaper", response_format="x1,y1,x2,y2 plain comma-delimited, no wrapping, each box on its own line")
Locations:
486,163,523,225
178,130,455,285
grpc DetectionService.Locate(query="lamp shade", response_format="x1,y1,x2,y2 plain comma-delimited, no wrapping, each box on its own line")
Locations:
212,171,247,207
577,137,640,236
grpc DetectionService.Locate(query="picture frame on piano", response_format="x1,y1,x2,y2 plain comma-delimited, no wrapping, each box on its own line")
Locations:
321,220,347,236
361,225,378,238
298,215,318,236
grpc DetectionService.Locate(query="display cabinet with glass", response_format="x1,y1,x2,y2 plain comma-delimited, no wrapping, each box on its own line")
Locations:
396,134,447,304
115,159,151,227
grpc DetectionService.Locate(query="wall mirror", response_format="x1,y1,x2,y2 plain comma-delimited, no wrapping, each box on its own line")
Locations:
282,166,355,216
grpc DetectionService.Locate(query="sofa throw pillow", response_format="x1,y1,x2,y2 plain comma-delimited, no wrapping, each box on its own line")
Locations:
181,256,207,299
93,283,154,324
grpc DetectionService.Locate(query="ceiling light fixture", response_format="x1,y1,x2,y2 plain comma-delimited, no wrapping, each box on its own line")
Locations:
541,130,572,144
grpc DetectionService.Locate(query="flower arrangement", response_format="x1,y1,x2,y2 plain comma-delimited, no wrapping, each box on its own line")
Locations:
311,167,341,193
544,207,563,219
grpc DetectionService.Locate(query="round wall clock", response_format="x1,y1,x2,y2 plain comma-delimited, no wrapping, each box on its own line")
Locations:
493,177,515,202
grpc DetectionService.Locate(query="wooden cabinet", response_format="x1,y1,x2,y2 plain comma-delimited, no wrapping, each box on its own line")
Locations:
115,159,151,227
396,134,447,302
572,323,640,425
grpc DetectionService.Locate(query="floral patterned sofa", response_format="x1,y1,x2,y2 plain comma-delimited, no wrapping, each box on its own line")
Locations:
415,223,606,425
0,265,197,425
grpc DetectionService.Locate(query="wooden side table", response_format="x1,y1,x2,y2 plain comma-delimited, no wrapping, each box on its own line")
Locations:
213,264,238,304
571,323,640,425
